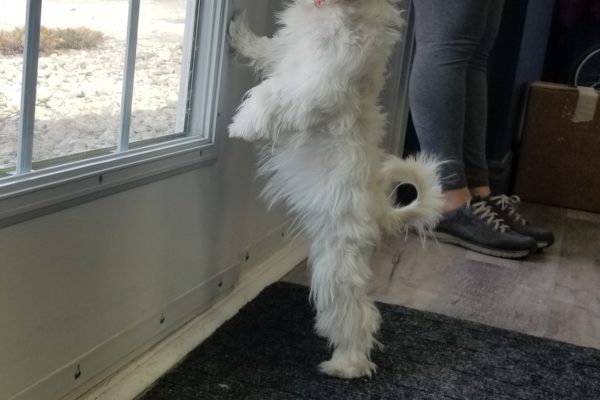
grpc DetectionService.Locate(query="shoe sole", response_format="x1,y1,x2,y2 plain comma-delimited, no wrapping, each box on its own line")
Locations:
431,232,534,259
536,238,555,249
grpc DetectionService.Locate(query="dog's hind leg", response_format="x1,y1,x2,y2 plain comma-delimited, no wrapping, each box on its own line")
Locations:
309,215,381,379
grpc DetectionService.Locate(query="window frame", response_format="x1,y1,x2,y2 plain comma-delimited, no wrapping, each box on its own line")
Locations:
0,0,232,228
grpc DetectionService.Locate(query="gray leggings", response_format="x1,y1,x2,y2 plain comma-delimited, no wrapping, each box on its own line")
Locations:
409,0,505,191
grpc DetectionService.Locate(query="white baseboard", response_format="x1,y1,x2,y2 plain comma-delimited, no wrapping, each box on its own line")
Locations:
74,238,308,400
11,265,241,400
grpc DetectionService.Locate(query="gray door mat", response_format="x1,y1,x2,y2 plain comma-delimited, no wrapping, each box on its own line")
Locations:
138,282,600,400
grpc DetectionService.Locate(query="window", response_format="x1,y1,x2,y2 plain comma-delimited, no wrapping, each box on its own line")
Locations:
0,0,230,226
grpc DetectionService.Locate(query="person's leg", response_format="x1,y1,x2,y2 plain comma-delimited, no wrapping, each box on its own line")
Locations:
464,0,505,198
459,1,554,249
408,0,538,258
409,0,491,211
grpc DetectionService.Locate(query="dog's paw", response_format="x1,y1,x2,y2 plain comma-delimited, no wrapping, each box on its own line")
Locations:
228,121,263,142
319,357,377,379
227,121,250,140
227,10,247,55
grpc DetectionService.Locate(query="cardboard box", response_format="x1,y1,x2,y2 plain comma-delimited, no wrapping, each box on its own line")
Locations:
514,82,600,213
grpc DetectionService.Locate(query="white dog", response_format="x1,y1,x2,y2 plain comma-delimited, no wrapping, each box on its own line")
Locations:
228,0,443,379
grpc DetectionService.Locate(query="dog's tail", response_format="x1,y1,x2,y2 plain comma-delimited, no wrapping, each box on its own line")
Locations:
379,155,444,237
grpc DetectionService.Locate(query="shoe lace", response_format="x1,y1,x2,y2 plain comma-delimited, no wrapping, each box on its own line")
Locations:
489,194,527,226
469,200,509,233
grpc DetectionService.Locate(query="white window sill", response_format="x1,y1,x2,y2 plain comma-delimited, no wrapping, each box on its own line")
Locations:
0,137,217,228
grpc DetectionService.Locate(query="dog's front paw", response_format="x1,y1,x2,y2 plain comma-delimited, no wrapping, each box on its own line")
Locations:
229,87,274,142
227,10,247,55
228,121,252,140
228,120,263,142
319,357,377,379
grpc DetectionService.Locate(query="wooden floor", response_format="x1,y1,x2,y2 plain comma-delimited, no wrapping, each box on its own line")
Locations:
282,203,600,350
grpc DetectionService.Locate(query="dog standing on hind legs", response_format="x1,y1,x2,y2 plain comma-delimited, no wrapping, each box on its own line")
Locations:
228,0,443,379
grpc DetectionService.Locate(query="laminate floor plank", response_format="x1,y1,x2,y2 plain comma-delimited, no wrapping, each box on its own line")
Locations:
282,203,600,349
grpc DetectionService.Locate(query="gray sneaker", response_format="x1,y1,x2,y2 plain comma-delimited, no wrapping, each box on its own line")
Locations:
487,195,555,249
433,197,538,259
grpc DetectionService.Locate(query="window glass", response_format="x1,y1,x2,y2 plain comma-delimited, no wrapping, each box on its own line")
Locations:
130,0,188,145
32,0,129,166
1,0,207,174
0,0,26,173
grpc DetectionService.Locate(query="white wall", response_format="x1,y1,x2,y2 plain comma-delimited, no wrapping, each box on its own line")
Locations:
0,2,289,399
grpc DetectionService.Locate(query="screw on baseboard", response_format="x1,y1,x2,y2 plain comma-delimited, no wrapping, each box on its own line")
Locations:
98,175,104,184
74,364,82,380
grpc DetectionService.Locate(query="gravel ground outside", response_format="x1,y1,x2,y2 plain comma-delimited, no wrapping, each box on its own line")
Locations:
0,0,188,170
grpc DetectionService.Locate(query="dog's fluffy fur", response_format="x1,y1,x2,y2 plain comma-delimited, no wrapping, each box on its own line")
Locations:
228,0,443,379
